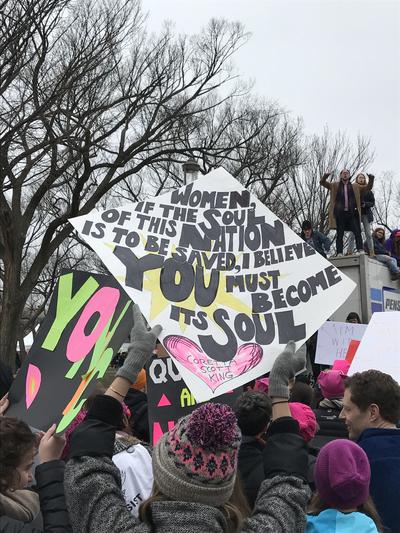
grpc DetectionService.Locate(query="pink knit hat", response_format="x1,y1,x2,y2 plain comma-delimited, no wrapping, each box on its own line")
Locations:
318,370,346,399
317,359,350,400
289,402,317,442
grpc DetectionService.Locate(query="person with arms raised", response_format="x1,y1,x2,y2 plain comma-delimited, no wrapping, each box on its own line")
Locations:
64,305,311,532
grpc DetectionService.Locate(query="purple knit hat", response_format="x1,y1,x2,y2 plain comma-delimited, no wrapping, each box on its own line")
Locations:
314,439,371,509
152,403,241,506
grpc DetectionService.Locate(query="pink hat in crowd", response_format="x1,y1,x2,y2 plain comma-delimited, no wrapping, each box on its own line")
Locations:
317,359,350,399
289,402,317,443
254,377,269,394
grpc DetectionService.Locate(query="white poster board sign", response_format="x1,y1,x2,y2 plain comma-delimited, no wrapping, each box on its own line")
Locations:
383,290,400,312
315,321,367,366
349,312,400,381
70,168,355,401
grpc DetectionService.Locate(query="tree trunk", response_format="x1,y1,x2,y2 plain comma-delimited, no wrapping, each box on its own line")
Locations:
0,302,23,372
0,257,24,371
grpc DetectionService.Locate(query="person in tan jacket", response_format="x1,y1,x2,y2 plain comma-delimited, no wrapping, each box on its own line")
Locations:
320,169,375,257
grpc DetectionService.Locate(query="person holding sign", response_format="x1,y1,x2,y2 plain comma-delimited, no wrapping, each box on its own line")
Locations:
64,337,312,533
0,397,71,532
320,169,374,257
347,173,375,256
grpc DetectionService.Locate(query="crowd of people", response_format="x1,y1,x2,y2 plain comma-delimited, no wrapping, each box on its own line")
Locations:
300,169,400,282
0,169,399,532
0,305,399,533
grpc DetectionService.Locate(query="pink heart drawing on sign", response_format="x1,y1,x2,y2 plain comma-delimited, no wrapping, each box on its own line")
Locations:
164,335,263,392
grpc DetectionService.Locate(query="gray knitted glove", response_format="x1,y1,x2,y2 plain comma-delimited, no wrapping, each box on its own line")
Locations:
269,341,306,398
116,304,162,383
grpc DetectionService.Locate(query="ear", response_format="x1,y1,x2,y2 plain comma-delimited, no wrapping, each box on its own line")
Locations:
369,403,380,422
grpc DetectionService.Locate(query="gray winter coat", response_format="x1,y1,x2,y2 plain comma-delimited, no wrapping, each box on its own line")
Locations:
65,395,310,533
65,455,309,533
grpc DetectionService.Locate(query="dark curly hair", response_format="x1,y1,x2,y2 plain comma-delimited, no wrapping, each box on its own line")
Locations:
0,417,36,493
234,390,272,436
345,370,400,423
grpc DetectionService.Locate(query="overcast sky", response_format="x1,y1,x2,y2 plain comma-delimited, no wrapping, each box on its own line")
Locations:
143,0,399,178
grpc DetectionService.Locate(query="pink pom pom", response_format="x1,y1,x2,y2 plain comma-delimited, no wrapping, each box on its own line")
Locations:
186,403,239,451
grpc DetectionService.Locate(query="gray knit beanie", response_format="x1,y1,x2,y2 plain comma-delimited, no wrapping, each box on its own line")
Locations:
152,403,241,506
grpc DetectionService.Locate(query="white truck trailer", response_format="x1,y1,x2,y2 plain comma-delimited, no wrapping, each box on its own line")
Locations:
330,255,400,322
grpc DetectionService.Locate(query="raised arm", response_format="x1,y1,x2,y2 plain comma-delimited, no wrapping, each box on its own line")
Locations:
364,173,375,192
319,172,332,190
106,304,161,403
268,341,306,420
64,305,161,533
242,342,310,533
34,425,72,532
64,395,139,533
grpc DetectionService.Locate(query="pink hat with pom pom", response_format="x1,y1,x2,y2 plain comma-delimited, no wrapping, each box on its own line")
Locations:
152,403,241,506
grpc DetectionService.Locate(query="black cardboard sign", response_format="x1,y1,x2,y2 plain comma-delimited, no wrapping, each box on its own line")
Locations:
7,270,133,431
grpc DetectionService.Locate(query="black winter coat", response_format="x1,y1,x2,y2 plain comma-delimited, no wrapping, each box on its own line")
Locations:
239,436,316,508
360,190,375,222
0,461,71,533
237,437,265,508
308,406,348,454
66,395,311,531
124,389,149,443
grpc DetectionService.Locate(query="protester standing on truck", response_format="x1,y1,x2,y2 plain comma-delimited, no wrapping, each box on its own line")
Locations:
347,173,375,256
320,169,374,257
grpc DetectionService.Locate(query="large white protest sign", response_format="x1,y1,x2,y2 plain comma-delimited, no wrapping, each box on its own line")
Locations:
349,312,400,382
315,321,367,366
70,168,355,401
